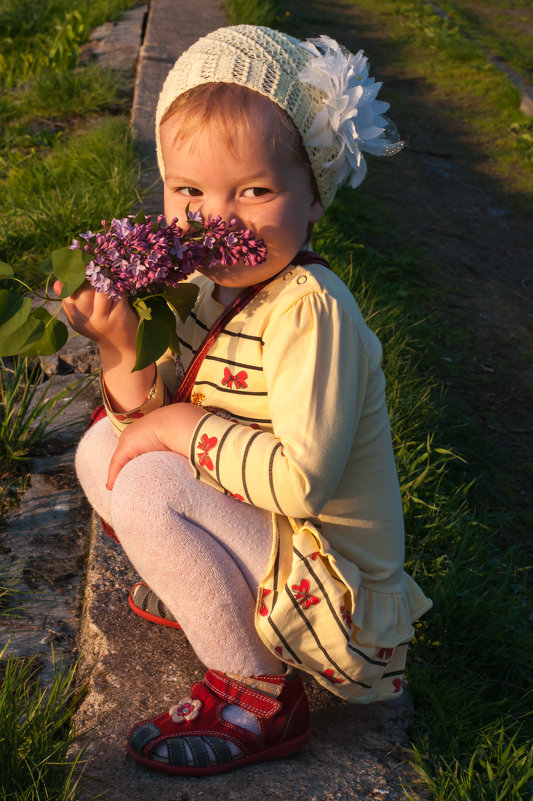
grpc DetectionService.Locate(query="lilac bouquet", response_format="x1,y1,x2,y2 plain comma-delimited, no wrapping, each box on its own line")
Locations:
0,210,267,370
76,211,267,302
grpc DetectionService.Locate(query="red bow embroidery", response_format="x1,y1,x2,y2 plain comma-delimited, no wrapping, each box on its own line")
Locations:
291,579,320,609
259,588,271,616
319,668,344,685
222,367,248,389
377,647,394,661
340,604,353,629
197,434,217,471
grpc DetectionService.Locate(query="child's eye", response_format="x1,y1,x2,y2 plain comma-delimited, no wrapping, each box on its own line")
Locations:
242,187,270,198
176,187,202,197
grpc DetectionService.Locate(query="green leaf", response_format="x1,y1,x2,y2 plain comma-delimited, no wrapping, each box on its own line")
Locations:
0,289,32,338
0,313,45,357
0,262,14,279
134,316,171,371
167,327,181,355
40,256,53,275
51,247,87,298
163,283,199,323
133,209,146,225
133,296,177,372
19,308,69,356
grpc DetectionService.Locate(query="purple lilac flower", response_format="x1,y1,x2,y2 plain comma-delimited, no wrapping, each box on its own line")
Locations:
72,211,267,300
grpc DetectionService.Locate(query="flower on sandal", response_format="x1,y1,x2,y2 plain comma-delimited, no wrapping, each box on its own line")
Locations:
169,697,203,723
298,35,404,189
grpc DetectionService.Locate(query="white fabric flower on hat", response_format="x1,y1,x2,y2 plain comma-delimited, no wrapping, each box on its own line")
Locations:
298,35,403,189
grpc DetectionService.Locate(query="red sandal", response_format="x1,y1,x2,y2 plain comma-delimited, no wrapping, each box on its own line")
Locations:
128,582,181,629
127,669,310,775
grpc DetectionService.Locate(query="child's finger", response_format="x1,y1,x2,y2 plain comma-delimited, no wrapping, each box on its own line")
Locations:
106,447,129,491
53,280,63,296
105,422,165,490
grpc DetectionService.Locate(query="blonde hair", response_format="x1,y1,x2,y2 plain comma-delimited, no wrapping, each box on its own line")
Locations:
160,82,318,197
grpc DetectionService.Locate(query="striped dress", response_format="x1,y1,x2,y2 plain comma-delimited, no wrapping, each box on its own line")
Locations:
105,258,432,702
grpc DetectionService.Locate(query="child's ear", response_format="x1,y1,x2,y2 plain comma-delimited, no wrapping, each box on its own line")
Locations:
309,198,324,224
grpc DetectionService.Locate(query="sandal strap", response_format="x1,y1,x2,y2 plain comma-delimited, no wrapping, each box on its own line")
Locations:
130,582,178,623
203,670,281,718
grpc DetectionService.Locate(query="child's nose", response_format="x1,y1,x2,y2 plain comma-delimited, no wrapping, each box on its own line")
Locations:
200,197,239,225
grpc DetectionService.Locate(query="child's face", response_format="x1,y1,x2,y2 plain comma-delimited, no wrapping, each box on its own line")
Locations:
160,98,323,296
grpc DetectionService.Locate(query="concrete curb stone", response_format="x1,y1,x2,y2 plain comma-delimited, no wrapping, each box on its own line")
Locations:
131,0,227,214
0,375,101,684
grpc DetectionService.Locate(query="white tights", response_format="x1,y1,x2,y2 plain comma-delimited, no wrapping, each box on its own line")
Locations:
75,418,281,677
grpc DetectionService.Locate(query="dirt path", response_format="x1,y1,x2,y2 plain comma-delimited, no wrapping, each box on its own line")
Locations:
288,0,533,546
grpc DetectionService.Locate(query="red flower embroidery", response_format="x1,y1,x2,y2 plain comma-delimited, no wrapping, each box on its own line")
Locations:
310,552,319,561
340,605,353,628
197,434,217,470
114,410,144,421
222,367,248,389
393,677,403,693
227,491,244,501
190,391,206,405
320,668,344,685
377,648,394,661
259,588,271,616
291,579,320,609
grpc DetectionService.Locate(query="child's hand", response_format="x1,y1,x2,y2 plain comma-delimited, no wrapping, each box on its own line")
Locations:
53,280,138,353
106,403,208,490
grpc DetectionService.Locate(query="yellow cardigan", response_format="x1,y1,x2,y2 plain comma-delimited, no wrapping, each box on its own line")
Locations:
104,260,432,702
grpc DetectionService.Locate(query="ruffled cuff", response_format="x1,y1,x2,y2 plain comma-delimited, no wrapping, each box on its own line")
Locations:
350,573,433,648
101,366,170,435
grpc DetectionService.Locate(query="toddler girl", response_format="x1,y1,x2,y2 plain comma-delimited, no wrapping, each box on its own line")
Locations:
62,25,432,776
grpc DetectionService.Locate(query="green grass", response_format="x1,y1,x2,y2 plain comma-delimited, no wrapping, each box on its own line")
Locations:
313,186,533,801
224,0,280,27
0,358,94,473
342,0,533,200
0,648,90,801
423,0,533,81
0,3,143,798
12,64,132,122
0,0,142,286
1,116,141,285
0,0,139,89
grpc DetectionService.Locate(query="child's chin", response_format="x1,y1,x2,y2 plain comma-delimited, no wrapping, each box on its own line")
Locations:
198,264,248,285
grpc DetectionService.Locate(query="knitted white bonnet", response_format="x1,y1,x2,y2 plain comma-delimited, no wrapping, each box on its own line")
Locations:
156,25,402,209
